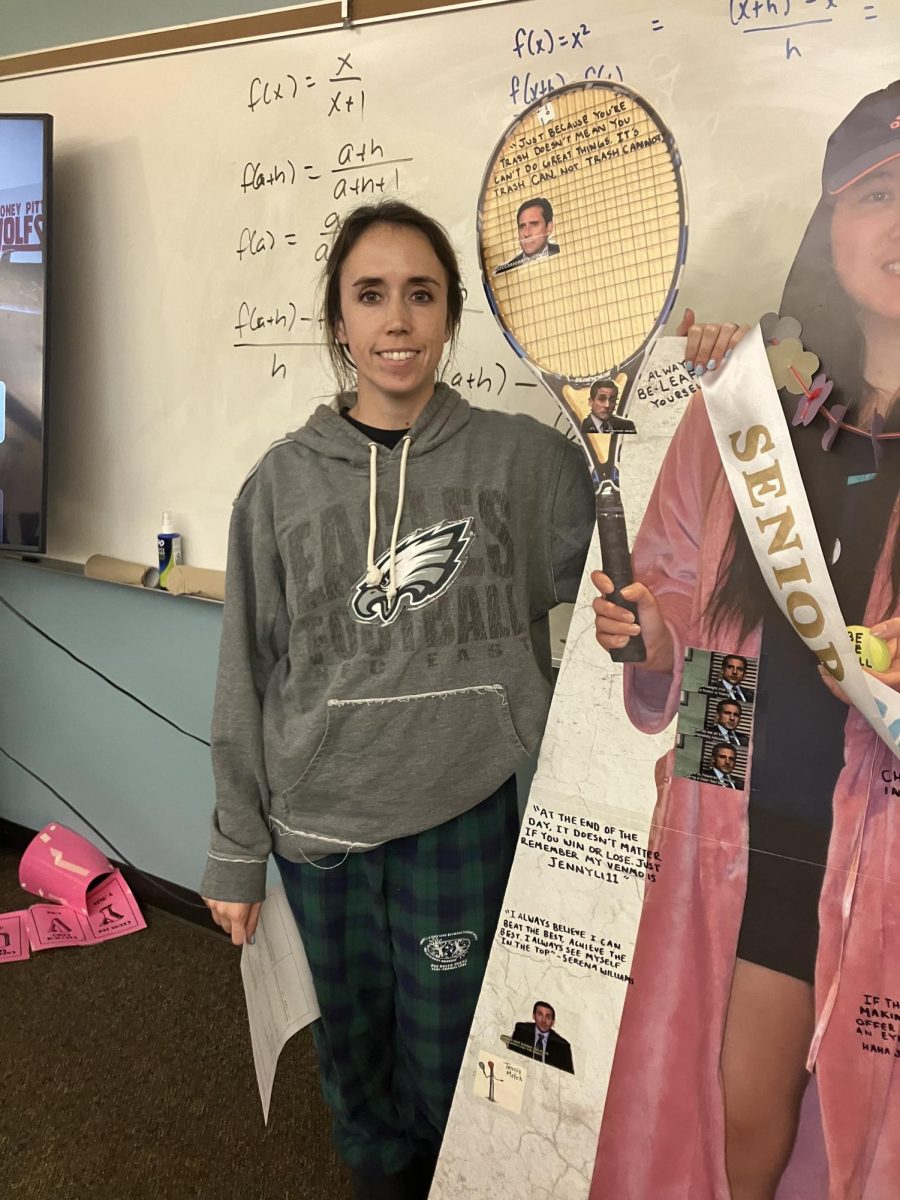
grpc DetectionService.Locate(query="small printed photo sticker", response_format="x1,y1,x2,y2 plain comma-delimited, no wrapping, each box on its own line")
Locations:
693,740,747,791
675,732,748,791
677,691,752,750
578,377,638,439
685,648,759,708
472,1051,527,1114
502,1000,577,1075
492,196,561,276
674,647,758,791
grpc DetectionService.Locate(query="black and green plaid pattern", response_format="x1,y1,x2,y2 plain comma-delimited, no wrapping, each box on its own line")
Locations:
276,777,519,1173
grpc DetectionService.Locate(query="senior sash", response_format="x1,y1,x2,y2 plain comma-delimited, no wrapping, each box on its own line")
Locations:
702,326,900,760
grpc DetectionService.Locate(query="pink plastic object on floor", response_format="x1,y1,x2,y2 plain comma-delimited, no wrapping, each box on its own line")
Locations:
18,823,113,914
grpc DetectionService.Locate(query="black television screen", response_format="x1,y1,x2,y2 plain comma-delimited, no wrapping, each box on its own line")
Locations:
0,113,51,553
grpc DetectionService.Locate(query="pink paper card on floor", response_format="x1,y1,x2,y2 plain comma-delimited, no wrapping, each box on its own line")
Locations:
84,870,146,943
19,823,113,914
27,904,90,951
0,911,31,963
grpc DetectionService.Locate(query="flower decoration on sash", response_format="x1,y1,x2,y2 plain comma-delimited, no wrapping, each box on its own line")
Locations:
761,313,896,464
760,312,847,452
766,337,821,394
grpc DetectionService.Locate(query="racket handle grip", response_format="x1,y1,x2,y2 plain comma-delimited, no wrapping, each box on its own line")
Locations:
596,512,647,665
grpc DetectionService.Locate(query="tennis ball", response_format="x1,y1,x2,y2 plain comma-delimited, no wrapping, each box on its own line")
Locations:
846,625,892,672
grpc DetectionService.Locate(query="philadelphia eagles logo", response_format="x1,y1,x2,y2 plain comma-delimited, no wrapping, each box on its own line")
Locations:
350,518,475,626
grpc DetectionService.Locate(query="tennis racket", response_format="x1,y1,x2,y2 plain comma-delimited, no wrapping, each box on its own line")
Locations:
478,81,688,663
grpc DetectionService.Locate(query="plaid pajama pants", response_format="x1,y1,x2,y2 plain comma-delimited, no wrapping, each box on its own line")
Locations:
275,776,519,1173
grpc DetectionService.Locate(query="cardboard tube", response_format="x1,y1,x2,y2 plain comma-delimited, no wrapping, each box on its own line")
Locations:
84,555,160,588
164,564,226,601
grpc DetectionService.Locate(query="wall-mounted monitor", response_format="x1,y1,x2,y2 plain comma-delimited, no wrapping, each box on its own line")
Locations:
0,113,52,553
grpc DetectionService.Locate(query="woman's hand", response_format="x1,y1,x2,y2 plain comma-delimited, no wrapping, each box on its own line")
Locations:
591,570,674,673
870,620,900,688
677,308,750,378
203,898,263,946
818,619,900,704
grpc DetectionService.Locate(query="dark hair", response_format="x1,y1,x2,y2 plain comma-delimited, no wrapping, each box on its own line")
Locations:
716,698,741,716
517,197,553,224
710,86,900,635
722,655,747,671
710,742,734,761
321,200,465,391
533,1001,556,1020
590,378,619,401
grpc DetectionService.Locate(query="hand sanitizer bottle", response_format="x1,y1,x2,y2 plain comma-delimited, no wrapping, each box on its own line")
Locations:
157,511,183,590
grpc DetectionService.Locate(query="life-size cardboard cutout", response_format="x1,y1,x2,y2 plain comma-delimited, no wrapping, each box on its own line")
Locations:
435,79,900,1200
591,80,900,1200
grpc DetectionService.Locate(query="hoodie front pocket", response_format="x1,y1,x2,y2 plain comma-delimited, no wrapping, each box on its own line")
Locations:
277,684,528,844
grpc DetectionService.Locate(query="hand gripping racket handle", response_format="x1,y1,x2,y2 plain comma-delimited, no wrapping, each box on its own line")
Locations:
595,501,647,665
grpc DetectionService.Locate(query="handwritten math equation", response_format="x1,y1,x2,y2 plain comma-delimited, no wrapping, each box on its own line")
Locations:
505,19,623,108
512,23,592,56
238,140,411,202
247,50,367,117
726,0,878,59
729,0,839,25
232,52,415,381
230,290,536,400
509,65,625,107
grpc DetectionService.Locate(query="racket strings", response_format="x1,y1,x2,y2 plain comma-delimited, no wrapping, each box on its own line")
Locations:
481,86,684,379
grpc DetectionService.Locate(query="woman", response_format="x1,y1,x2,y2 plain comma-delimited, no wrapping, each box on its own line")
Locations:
200,200,597,1200
591,81,900,1199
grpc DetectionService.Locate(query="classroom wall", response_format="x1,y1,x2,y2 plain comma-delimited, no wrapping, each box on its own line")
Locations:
0,0,319,58
0,5,299,891
0,557,222,889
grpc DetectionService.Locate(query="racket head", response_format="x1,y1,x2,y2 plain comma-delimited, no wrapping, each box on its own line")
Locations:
478,80,688,439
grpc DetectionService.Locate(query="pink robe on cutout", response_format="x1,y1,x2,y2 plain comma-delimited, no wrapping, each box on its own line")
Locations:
589,395,900,1200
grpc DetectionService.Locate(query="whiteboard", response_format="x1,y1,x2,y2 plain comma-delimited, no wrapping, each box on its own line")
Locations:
1,0,895,568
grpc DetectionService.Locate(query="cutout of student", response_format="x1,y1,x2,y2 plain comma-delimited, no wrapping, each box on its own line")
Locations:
590,81,900,1200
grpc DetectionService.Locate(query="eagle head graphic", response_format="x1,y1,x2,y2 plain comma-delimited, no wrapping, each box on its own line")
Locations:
349,518,474,626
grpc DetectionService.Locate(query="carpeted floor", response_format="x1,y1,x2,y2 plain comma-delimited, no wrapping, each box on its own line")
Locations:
0,848,351,1200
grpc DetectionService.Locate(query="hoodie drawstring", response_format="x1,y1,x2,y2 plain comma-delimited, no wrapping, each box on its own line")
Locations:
387,437,412,603
364,443,381,585
364,436,413,601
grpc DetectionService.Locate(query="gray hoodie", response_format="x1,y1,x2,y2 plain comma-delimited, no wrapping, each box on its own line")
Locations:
202,384,594,901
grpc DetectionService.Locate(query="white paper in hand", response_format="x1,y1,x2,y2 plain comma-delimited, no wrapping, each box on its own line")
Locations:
240,886,321,1123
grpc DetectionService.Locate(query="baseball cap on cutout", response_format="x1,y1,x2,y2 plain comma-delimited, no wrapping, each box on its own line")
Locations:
823,79,900,195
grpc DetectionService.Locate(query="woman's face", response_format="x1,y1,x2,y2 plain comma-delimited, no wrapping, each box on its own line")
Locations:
830,158,900,324
335,222,450,415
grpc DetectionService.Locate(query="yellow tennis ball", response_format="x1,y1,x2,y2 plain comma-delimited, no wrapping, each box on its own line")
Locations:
846,625,892,672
